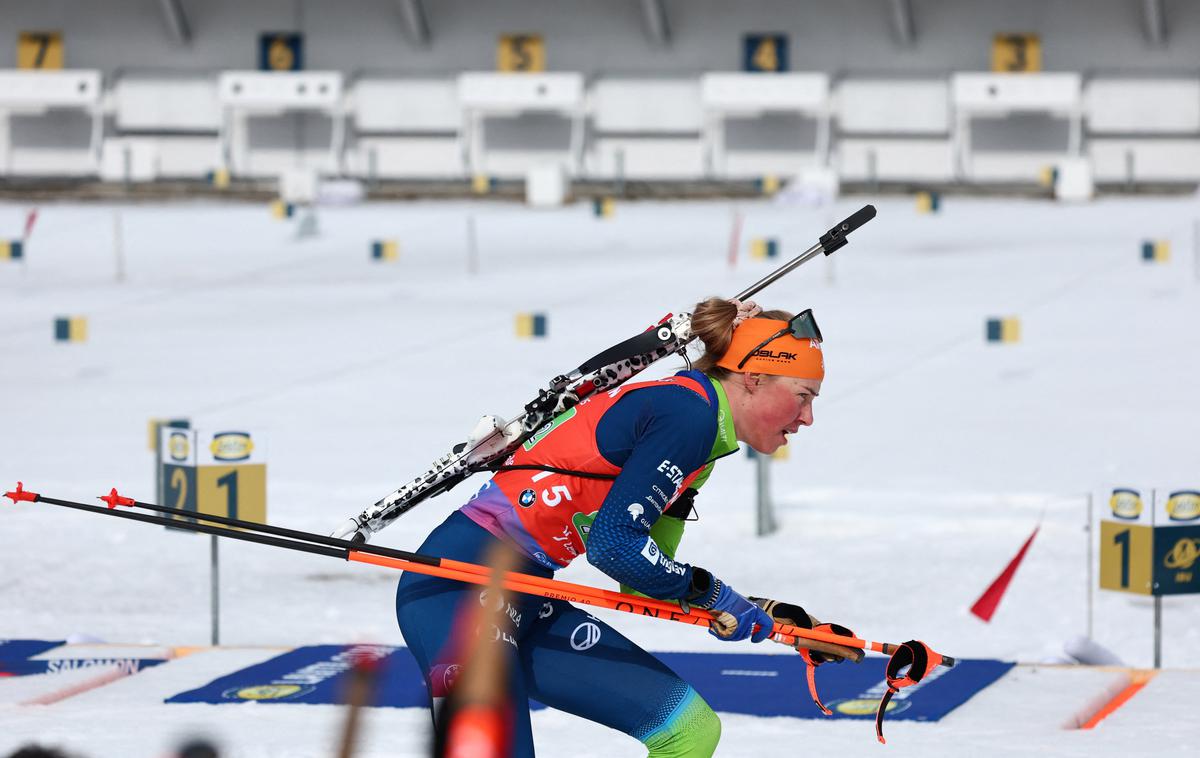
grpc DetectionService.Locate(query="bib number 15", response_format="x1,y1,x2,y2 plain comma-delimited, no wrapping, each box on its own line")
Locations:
542,485,573,507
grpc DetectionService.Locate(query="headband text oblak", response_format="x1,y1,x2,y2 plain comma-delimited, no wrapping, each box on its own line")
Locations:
715,310,824,380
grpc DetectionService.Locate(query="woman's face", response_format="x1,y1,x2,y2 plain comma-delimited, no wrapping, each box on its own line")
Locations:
735,374,822,454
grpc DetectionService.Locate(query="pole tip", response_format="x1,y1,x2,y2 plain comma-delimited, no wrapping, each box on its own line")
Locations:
99,487,135,509
4,481,38,504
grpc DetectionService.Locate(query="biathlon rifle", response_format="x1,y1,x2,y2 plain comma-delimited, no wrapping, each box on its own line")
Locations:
332,205,877,543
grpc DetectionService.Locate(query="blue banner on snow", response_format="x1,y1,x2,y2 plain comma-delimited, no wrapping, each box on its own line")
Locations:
168,644,1011,722
167,645,428,707
0,639,166,678
657,652,1012,721
0,639,65,664
1,658,165,677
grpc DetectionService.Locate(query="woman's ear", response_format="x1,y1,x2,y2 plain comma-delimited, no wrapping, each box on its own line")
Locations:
742,372,764,393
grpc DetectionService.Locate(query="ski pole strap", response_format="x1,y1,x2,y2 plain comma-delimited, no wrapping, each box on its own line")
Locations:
799,622,855,716
875,640,942,744
805,663,830,716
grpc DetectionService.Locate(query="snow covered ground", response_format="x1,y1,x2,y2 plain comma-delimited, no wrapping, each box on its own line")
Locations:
1,195,1198,756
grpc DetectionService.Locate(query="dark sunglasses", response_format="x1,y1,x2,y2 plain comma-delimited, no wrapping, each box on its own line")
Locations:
735,309,823,370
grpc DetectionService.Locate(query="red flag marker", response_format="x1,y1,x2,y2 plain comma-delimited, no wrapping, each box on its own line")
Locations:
23,209,38,241
970,525,1040,622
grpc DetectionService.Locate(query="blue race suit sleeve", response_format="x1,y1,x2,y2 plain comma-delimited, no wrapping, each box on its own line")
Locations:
585,385,716,600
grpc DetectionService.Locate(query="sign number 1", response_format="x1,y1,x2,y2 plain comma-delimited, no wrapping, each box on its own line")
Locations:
1113,528,1130,588
217,470,238,520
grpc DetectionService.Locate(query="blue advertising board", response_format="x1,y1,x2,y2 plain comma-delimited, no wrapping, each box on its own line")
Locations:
0,639,64,664
168,645,1012,723
0,639,162,678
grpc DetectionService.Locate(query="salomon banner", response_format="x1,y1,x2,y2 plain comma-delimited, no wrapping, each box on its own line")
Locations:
0,639,164,678
168,645,1010,722
0,658,164,677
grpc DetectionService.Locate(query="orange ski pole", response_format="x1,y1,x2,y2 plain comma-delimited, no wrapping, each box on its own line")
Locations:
350,551,941,663
6,482,954,667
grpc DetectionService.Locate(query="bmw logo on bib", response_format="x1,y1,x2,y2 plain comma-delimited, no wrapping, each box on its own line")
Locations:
519,489,536,507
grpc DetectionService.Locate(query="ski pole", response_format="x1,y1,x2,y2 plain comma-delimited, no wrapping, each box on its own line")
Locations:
114,484,915,660
78,487,861,656
5,483,953,665
348,550,876,662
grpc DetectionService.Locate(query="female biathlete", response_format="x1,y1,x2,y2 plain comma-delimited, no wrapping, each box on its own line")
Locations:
396,297,853,757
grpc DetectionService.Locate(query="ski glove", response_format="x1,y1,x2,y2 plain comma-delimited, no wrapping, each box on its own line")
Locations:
686,568,774,643
749,596,862,716
749,597,860,663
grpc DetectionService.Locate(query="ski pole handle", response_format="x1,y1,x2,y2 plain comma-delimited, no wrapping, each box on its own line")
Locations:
774,633,865,663
805,639,865,663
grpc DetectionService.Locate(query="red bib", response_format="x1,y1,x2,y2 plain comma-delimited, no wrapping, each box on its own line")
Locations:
493,376,713,566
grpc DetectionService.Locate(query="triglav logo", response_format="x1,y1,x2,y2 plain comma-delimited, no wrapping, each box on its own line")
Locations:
522,408,577,451
1109,489,1143,520
1163,538,1200,571
571,510,597,544
223,684,312,701
1166,491,1200,522
168,431,190,462
210,431,253,462
827,698,911,717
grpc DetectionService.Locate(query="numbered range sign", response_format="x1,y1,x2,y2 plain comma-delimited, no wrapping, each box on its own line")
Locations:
743,34,788,73
497,34,544,72
160,427,267,527
991,33,1041,73
17,31,63,69
1100,488,1200,596
1100,519,1153,594
259,32,303,71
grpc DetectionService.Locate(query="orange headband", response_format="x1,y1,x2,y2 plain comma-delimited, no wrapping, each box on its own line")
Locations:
715,318,825,379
